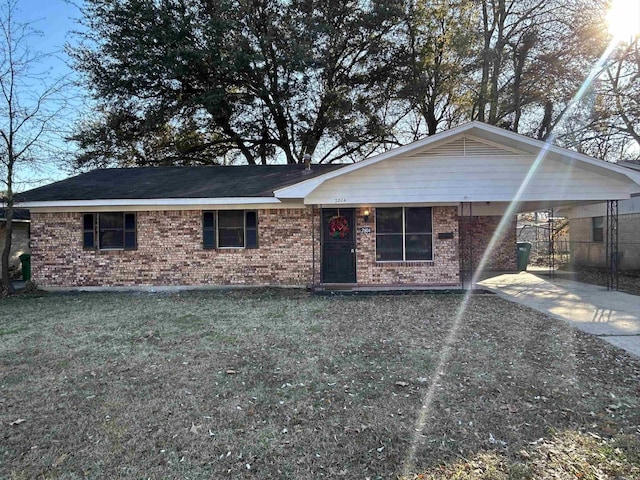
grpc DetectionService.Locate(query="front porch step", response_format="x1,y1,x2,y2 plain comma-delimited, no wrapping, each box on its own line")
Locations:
312,284,493,295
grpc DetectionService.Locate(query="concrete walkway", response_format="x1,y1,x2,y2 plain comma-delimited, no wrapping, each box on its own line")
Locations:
478,272,640,357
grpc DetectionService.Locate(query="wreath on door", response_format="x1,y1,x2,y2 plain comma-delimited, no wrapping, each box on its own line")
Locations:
328,215,350,238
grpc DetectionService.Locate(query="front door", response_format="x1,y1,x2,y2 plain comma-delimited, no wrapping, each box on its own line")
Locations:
321,208,356,283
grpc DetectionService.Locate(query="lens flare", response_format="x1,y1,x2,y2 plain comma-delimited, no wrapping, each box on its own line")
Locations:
607,0,640,40
400,36,622,480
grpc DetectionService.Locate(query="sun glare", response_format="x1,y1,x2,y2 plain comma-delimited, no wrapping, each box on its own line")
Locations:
607,0,640,40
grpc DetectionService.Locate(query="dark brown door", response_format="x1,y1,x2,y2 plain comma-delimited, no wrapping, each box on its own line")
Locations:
322,208,356,283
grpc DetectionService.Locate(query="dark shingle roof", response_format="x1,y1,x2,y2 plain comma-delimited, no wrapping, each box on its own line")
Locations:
17,165,344,202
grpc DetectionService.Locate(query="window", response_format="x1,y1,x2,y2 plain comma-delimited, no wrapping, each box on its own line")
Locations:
592,216,604,243
203,210,258,249
376,207,432,261
83,212,137,250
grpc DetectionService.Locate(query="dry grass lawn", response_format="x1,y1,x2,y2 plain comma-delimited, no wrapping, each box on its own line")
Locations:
1,289,639,479
570,269,640,297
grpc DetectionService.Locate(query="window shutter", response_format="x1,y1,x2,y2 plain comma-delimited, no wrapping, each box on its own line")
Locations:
246,211,258,248
203,211,216,249
124,213,137,249
83,213,96,249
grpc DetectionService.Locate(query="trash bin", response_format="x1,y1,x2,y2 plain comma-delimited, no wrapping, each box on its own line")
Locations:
19,253,31,281
516,242,531,271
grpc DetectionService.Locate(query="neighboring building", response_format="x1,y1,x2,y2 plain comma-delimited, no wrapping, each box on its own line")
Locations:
16,122,640,290
0,208,31,278
563,161,640,271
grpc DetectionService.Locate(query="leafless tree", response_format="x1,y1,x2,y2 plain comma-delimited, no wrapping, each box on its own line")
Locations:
0,0,70,294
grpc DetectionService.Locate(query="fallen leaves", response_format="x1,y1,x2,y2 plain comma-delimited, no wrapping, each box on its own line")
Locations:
52,453,68,468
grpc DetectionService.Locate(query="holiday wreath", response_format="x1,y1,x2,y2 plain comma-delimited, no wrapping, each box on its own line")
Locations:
328,215,350,238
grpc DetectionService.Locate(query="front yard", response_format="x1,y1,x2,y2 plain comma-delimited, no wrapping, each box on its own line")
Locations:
1,289,639,479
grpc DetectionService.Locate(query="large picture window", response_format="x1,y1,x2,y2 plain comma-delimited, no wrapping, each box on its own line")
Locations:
83,212,137,250
203,210,258,249
376,207,432,261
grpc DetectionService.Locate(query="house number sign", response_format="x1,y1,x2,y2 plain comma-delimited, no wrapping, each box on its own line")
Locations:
359,226,372,234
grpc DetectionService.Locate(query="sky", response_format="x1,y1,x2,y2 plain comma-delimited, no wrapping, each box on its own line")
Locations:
12,0,84,189
17,0,81,78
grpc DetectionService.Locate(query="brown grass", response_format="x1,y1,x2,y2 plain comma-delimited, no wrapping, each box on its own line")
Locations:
1,289,639,479
569,269,640,297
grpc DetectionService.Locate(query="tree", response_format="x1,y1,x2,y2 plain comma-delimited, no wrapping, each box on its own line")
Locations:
469,0,597,135
398,0,476,138
0,0,70,294
602,37,640,159
395,0,615,145
71,0,406,168
73,0,636,167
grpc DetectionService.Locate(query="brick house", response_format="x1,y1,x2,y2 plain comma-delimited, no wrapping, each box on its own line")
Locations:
562,161,640,271
16,122,640,290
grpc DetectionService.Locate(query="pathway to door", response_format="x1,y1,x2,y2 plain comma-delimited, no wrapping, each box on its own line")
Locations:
478,272,640,358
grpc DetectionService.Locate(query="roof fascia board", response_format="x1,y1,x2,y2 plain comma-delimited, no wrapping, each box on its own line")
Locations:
18,197,284,209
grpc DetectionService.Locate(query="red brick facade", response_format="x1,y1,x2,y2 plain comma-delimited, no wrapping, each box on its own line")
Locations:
31,209,318,288
30,207,514,289
459,215,517,272
355,206,460,286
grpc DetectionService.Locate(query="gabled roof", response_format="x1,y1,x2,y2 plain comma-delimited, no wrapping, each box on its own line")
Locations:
17,164,343,204
275,121,640,199
16,122,640,211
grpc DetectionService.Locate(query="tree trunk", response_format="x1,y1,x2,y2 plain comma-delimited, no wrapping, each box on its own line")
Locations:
488,0,506,125
1,202,15,294
476,0,492,122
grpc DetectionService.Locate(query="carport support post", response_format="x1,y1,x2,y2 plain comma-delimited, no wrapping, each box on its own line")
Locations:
547,209,555,279
606,200,619,291
459,202,473,289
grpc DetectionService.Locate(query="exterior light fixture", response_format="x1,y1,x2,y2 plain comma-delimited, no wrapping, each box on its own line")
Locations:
363,209,370,222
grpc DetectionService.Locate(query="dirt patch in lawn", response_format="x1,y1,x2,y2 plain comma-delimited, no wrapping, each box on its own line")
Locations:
1,290,639,479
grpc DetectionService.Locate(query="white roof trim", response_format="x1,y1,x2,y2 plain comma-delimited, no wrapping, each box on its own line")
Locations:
18,197,282,209
274,122,640,198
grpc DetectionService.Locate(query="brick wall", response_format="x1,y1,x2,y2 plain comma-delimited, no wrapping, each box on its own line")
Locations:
459,215,517,272
31,207,517,289
570,214,640,270
31,209,319,288
569,217,604,268
355,206,460,286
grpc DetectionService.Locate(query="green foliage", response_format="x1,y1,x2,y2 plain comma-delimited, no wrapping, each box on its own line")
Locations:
71,0,407,167
71,0,639,167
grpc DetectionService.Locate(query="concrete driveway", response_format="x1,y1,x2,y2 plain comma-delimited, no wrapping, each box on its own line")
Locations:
478,272,640,357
